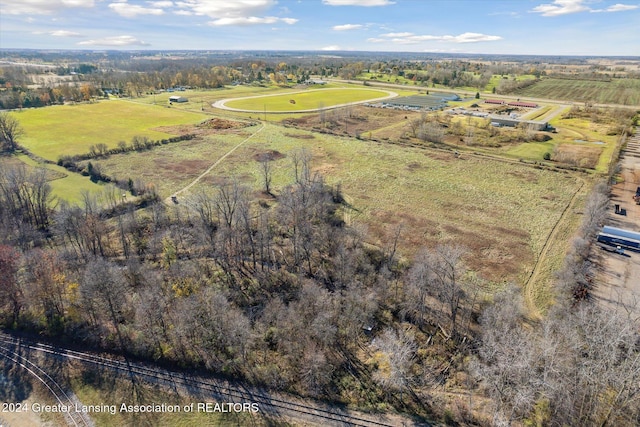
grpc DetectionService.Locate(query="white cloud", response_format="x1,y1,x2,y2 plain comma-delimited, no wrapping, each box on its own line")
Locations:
50,30,83,37
209,16,297,26
109,1,164,18
148,0,173,7
442,32,503,43
333,24,363,31
323,0,395,5
0,0,94,15
595,3,639,12
78,35,150,46
531,0,589,16
173,0,297,26
178,0,273,17
532,0,639,15
374,31,502,44
380,32,413,37
321,45,342,50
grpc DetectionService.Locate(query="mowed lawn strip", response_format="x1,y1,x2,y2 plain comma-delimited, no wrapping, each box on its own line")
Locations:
223,88,392,112
14,100,208,161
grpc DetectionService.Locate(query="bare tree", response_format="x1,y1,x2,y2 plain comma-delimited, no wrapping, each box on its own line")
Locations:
370,327,417,400
431,244,467,336
0,244,22,326
474,288,640,426
418,121,445,143
0,112,24,152
258,154,273,195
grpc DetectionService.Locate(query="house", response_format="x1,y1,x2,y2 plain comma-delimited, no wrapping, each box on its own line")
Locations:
169,96,188,103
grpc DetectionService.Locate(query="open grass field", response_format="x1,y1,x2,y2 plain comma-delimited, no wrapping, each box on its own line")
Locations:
92,121,582,287
511,77,640,105
0,153,106,204
221,87,393,112
13,100,208,161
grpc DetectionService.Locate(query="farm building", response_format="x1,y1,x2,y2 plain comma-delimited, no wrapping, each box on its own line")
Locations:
436,92,461,101
484,99,505,105
169,96,188,103
489,117,550,130
305,79,327,85
381,94,455,110
507,101,538,108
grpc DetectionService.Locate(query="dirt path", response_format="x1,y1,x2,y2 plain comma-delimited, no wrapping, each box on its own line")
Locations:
523,178,586,319
165,123,265,203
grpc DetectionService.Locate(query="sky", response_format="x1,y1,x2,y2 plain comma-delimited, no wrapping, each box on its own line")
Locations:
0,0,638,56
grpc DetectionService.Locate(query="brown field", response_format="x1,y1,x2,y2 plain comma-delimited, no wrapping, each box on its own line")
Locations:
552,144,603,169
89,119,583,287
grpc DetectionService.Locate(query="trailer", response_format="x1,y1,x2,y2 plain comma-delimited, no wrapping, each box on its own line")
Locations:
602,226,640,242
597,233,640,249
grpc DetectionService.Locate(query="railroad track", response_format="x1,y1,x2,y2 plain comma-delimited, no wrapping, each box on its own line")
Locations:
0,333,407,427
0,343,92,427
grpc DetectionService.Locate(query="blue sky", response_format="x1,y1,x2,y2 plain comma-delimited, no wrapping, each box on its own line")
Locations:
0,0,638,55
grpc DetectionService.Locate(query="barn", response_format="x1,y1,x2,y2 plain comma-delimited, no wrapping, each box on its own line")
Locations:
169,96,188,103
507,101,538,108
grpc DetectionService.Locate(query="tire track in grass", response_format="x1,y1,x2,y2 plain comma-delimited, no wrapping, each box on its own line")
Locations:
523,178,585,319
165,123,266,203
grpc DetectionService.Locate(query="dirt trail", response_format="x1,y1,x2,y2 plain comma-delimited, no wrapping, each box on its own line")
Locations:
164,123,265,203
523,178,586,319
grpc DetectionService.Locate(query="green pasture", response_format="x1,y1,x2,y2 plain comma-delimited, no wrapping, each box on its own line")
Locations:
511,77,640,105
13,100,208,161
1,153,105,204
503,140,555,160
222,88,392,112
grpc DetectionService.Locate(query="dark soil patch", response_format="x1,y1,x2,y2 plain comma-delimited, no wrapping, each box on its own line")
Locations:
155,119,252,138
284,132,315,140
253,150,286,162
154,158,211,176
406,161,423,171
281,105,419,140
369,208,532,282
197,118,248,130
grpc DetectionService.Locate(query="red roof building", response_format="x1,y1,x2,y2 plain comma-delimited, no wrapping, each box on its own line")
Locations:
507,101,538,108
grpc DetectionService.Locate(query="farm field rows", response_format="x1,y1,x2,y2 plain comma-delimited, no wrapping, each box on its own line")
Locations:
511,77,640,105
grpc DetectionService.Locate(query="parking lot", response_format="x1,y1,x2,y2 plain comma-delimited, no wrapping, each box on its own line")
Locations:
592,127,640,321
